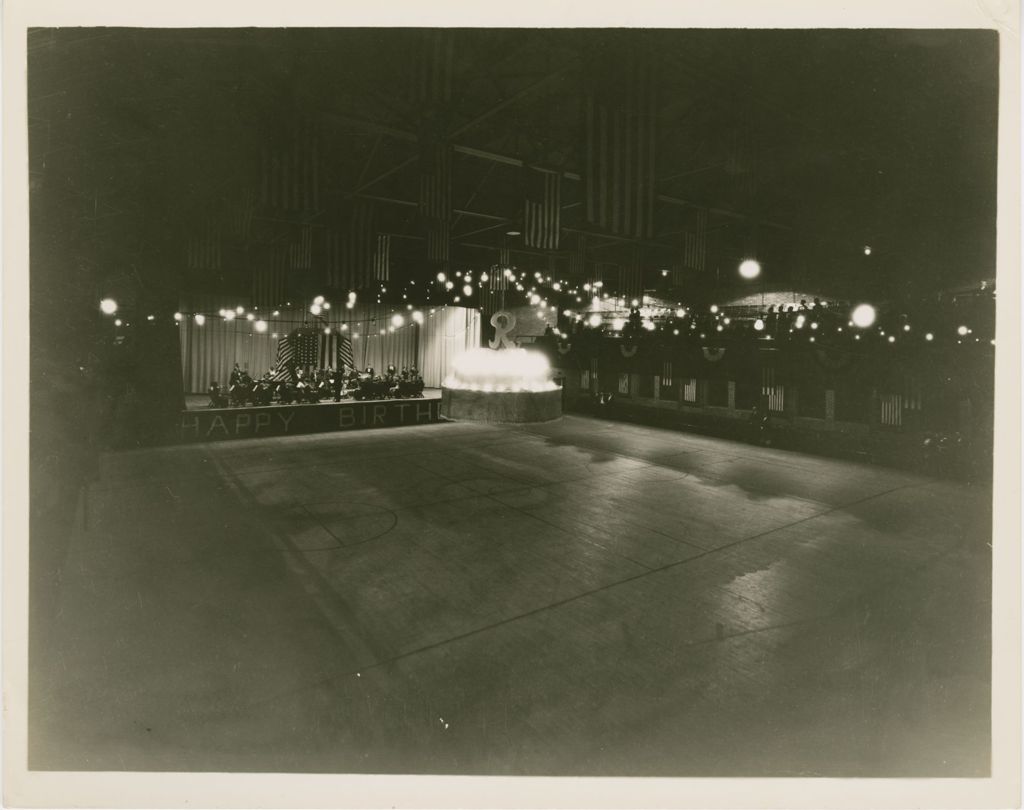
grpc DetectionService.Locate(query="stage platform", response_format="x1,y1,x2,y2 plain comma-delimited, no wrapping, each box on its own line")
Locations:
177,389,442,443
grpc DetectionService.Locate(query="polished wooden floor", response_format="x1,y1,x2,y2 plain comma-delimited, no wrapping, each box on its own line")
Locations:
29,415,991,775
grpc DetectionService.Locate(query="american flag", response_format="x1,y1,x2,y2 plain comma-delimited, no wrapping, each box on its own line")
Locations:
568,232,587,279
261,126,320,213
426,219,451,273
419,138,451,223
228,188,256,241
327,202,376,290
271,334,296,382
337,333,354,371
187,225,221,270
682,207,708,273
373,234,391,282
289,225,314,271
294,329,319,367
252,245,288,310
584,49,657,239
524,167,561,250
408,30,454,107
762,367,785,413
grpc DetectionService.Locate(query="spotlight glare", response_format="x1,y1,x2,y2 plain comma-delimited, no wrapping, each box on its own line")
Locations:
851,303,877,328
738,259,761,279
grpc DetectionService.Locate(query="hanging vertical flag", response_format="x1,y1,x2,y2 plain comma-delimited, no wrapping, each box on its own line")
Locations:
584,46,658,239
271,333,296,382
425,219,451,271
186,224,222,271
261,124,320,213
419,119,452,277
329,201,376,290
618,245,644,302
880,392,903,427
762,367,785,413
293,329,319,368
568,232,587,279
682,207,708,273
228,188,256,241
251,245,287,309
337,333,354,371
288,225,314,271
373,234,391,281
523,167,561,250
408,30,455,108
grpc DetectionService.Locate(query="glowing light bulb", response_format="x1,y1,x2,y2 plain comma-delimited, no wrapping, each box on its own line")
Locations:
391,314,405,327
463,284,473,297
314,295,325,305
851,304,876,328
738,259,761,279
99,298,118,315
437,272,446,283
588,313,602,328
254,320,267,333
174,312,183,321
194,314,205,325
957,325,969,336
754,318,765,331
412,311,424,324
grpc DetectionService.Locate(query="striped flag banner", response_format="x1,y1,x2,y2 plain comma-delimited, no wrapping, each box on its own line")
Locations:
661,361,673,387
426,219,451,273
880,393,903,427
261,125,319,213
683,207,708,272
328,202,376,290
762,367,785,413
584,48,657,239
271,334,296,382
293,329,319,368
418,136,452,224
408,30,454,107
523,167,561,250
187,225,222,271
725,125,756,204
617,246,643,301
252,244,288,309
589,262,613,293
289,225,314,271
373,234,391,281
229,188,256,241
337,333,354,371
568,232,587,279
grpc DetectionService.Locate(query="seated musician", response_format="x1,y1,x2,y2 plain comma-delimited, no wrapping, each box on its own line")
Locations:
208,380,228,408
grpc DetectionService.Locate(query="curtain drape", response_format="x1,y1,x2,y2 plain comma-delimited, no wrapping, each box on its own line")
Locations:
178,299,480,393
419,306,481,387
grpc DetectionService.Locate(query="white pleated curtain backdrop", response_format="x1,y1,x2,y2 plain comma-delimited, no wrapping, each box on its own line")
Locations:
419,306,481,388
179,299,479,393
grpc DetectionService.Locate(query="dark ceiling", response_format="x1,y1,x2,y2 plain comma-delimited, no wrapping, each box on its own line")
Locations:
28,27,999,312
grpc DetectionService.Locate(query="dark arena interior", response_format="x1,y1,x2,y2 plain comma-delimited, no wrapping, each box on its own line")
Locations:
25,27,1002,781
